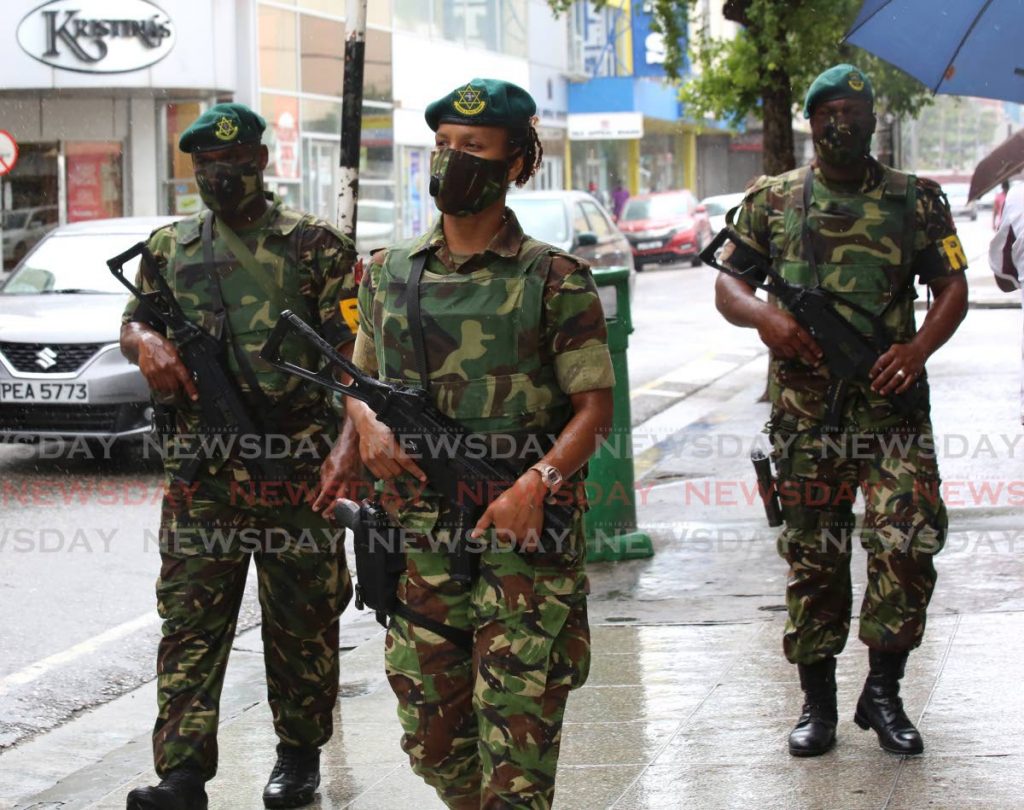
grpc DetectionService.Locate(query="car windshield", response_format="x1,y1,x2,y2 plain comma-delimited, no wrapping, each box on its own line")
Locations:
621,194,690,222
944,183,969,202
505,198,569,244
3,211,28,229
701,194,744,215
1,232,144,295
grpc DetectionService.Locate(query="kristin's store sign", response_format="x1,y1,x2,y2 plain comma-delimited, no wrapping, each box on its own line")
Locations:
16,0,176,74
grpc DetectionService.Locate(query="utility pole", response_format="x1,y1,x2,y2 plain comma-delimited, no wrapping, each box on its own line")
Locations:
337,0,367,241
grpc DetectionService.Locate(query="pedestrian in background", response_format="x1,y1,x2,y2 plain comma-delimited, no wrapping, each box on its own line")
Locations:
714,64,967,759
346,78,613,808
988,180,1024,425
611,180,630,220
120,102,360,810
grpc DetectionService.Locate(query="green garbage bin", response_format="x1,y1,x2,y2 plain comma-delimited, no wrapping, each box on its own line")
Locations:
584,266,653,562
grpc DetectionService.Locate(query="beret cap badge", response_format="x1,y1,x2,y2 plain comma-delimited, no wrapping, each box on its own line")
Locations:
214,116,240,142
848,72,865,91
453,84,487,116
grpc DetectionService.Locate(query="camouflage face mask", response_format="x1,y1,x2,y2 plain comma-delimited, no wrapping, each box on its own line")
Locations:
814,117,873,168
194,157,265,215
429,147,509,217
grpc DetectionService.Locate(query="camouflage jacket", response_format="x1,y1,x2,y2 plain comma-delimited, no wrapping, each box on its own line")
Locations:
352,210,614,532
732,159,966,427
122,195,358,474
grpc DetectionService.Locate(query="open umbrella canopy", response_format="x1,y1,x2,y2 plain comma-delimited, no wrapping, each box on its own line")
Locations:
968,129,1024,201
845,0,1024,102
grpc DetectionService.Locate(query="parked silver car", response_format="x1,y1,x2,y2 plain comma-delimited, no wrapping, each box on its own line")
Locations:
0,216,176,441
2,205,60,269
506,190,635,319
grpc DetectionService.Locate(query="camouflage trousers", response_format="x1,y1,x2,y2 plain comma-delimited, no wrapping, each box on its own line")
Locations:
153,461,352,779
385,540,590,810
769,413,948,665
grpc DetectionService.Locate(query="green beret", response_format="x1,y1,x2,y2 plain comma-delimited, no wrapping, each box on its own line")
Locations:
803,64,874,118
425,78,536,131
179,102,266,153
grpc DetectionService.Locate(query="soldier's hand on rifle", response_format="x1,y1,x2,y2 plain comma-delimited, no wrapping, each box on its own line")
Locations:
756,309,823,367
353,410,427,483
311,423,368,515
470,472,547,550
870,342,926,396
136,330,199,401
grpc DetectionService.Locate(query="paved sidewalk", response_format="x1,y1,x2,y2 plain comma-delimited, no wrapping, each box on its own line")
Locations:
6,247,1022,810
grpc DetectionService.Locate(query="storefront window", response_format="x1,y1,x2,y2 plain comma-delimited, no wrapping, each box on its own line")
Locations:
368,0,393,27
501,0,527,56
395,0,434,35
365,29,392,102
300,14,345,97
163,102,203,216
65,142,123,222
263,93,303,184
1,143,60,269
260,6,298,91
439,0,466,42
298,0,345,14
300,97,341,136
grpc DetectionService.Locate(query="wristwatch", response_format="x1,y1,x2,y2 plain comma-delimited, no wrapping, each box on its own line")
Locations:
529,462,564,497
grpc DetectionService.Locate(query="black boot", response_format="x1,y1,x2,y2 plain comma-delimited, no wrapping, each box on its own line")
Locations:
788,657,838,757
263,745,321,809
854,649,924,755
126,765,208,810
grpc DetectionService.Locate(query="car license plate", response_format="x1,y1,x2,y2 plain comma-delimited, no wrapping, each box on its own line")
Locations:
637,240,662,250
0,381,89,404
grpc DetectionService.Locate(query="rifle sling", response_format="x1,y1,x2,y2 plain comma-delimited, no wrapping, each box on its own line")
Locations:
393,602,473,652
407,252,431,391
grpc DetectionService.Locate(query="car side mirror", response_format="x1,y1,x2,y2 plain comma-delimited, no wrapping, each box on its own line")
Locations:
576,232,598,248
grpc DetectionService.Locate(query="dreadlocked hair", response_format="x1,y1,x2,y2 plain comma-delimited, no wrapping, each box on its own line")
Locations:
508,123,544,187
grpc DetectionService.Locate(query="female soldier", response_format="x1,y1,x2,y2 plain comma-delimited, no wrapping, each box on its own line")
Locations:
345,79,614,808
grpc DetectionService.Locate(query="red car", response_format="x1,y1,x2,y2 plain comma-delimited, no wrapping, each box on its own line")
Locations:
617,190,713,270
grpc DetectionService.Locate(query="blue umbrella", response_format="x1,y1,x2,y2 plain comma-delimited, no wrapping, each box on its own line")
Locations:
845,0,1024,102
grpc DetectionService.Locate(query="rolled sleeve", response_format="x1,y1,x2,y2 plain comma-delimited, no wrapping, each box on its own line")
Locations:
301,221,358,347
544,256,614,394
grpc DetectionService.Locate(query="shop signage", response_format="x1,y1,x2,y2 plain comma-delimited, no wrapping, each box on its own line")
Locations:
0,132,19,176
16,0,176,74
568,112,644,141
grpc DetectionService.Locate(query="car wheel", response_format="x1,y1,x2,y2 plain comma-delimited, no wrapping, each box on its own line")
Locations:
635,261,645,272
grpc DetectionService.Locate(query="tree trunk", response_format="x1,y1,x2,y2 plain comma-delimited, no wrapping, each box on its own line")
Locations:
761,73,796,176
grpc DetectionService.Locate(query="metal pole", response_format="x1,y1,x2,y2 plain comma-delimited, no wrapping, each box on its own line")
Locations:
337,0,367,241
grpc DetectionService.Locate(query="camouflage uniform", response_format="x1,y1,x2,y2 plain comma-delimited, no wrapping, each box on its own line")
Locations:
732,159,965,664
352,210,613,808
122,195,357,779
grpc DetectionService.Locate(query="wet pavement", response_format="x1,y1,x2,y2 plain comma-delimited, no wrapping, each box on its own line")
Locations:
3,217,1022,808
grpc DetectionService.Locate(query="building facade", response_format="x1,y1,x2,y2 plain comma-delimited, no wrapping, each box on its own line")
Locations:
0,0,571,263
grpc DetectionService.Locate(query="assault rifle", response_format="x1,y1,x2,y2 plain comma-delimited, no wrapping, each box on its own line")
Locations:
700,228,926,427
260,310,576,588
107,241,287,484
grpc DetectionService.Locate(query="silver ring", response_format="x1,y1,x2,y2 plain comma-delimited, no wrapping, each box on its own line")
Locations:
896,369,906,379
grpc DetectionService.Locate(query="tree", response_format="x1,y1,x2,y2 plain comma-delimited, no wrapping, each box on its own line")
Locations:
549,0,933,175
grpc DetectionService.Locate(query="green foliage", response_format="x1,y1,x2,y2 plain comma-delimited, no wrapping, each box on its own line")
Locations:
548,0,933,126
678,0,931,125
